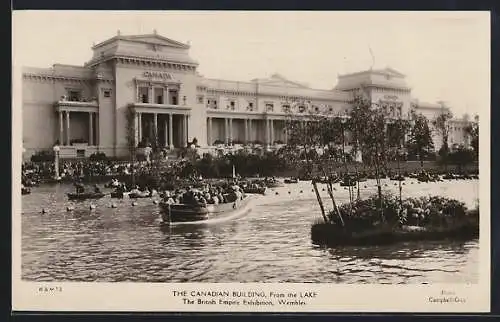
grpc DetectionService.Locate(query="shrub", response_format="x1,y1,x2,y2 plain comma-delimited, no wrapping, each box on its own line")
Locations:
70,138,88,145
89,152,107,161
327,194,468,231
30,150,53,163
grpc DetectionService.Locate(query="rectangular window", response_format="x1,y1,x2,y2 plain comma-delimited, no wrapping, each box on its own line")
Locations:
197,95,204,104
103,90,111,98
265,103,274,112
76,149,85,158
138,87,149,103
169,90,178,105
207,98,218,109
154,88,164,104
229,101,236,110
67,90,81,102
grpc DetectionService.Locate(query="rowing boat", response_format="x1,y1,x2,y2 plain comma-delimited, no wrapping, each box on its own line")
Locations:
159,195,254,224
67,192,106,201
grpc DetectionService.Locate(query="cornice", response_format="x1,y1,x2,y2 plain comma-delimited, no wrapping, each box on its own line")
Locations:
86,55,197,72
23,73,114,84
362,83,411,92
203,88,350,104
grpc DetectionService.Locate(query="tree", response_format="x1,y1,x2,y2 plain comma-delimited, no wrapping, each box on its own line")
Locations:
349,94,390,222
407,112,434,169
448,145,475,173
284,104,344,224
432,109,453,170
465,116,479,160
387,117,410,206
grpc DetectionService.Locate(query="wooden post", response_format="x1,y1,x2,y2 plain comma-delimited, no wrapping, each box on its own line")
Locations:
312,180,328,223
320,167,344,226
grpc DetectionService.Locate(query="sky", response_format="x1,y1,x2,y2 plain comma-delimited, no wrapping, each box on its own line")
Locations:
12,11,490,116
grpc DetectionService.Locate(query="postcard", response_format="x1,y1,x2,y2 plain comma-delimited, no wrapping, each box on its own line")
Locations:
12,10,490,312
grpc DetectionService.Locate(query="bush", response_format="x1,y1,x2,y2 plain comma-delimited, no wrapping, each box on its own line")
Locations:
89,152,107,161
30,150,53,163
70,138,88,145
328,194,468,231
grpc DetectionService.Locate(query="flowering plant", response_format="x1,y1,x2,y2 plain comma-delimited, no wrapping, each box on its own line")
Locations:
328,194,468,230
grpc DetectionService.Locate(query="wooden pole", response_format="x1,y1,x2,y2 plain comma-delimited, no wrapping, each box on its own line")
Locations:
312,180,328,223
320,167,343,226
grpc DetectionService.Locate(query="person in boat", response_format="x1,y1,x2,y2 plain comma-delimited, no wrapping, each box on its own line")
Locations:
197,195,207,207
93,184,102,194
74,180,85,194
163,192,175,205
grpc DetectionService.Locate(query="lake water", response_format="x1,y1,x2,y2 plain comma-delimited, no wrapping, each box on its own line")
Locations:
20,179,479,284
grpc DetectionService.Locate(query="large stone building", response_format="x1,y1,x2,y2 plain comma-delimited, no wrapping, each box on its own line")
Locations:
21,32,474,160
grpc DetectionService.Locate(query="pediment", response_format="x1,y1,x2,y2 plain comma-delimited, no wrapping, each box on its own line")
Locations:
252,73,309,88
376,67,405,77
122,34,190,49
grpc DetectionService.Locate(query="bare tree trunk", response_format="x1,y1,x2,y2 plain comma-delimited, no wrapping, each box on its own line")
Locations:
341,123,353,207
312,180,328,223
397,147,402,207
320,167,343,225
374,144,385,223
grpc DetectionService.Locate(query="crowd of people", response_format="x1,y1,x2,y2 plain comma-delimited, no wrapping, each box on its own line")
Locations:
161,184,244,206
21,159,186,185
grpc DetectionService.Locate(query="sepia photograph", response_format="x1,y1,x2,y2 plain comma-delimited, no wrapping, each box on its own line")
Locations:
12,10,490,312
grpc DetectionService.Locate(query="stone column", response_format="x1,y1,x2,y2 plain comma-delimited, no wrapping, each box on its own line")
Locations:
65,111,70,146
148,86,153,104
134,112,139,146
138,113,142,144
58,111,63,145
244,119,248,144
229,118,233,144
165,86,169,105
95,113,99,146
164,118,168,148
207,117,213,146
89,112,94,145
182,114,188,147
187,115,190,143
270,119,275,144
248,119,252,142
265,119,270,145
224,118,229,145
168,113,174,149
154,113,158,145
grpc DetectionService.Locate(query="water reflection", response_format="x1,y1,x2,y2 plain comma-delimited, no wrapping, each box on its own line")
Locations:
21,181,479,283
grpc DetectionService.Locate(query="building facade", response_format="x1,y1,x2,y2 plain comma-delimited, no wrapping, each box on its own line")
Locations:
21,32,475,160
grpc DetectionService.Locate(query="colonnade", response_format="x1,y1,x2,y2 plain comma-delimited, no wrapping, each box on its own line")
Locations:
58,110,98,146
206,117,288,146
135,112,189,148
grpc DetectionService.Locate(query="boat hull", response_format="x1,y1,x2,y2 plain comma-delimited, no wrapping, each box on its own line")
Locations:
67,192,106,201
243,187,267,195
128,193,151,199
160,196,253,224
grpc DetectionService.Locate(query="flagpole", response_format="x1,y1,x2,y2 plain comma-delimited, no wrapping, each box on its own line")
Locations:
369,45,375,70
